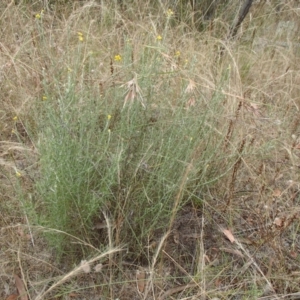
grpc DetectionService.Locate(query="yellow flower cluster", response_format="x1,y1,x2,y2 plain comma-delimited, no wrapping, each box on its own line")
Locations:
35,9,44,19
77,32,84,42
114,54,122,62
156,35,162,41
166,9,174,18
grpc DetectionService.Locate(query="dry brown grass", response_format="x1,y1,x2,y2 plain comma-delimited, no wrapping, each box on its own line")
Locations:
2,1,300,299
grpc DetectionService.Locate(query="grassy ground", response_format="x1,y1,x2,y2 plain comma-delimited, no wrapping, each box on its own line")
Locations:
1,1,300,299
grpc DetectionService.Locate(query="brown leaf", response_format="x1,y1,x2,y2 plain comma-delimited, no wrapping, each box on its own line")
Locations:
14,274,28,300
273,189,281,197
290,251,298,259
69,293,80,297
16,227,31,240
249,102,259,110
215,278,222,287
136,268,146,293
221,228,235,243
17,226,24,237
6,294,18,300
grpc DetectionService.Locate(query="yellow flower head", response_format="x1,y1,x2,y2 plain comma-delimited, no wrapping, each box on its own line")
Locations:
35,9,44,19
107,114,112,120
114,54,122,62
166,9,174,18
42,95,47,101
77,32,84,42
13,116,18,121
16,171,22,177
156,35,162,41
175,51,181,57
